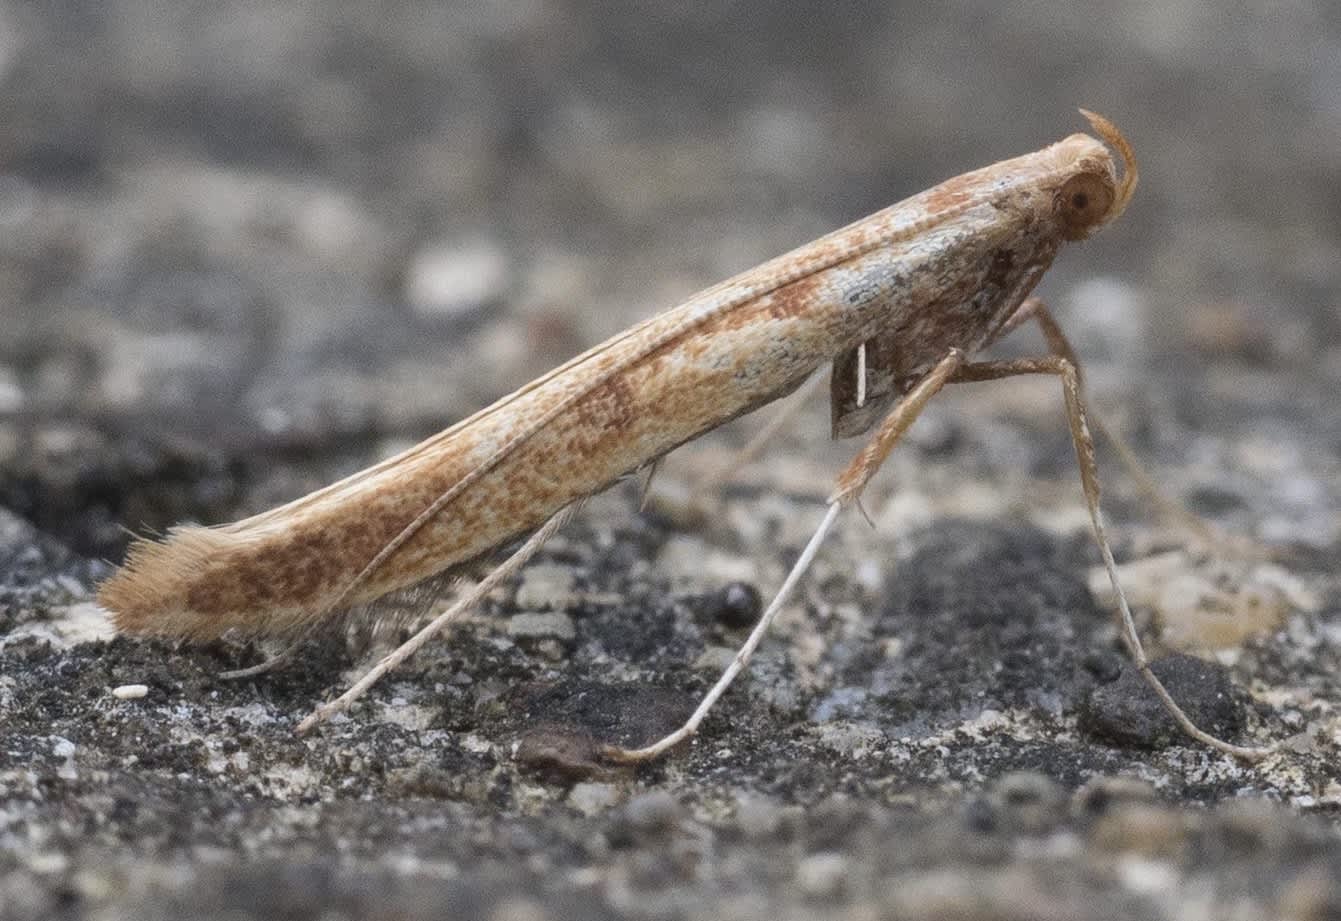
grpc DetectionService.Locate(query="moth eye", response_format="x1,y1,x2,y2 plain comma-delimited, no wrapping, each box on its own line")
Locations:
1056,172,1115,239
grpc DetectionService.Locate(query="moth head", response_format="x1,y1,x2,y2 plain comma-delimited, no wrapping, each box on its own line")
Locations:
1048,110,1138,240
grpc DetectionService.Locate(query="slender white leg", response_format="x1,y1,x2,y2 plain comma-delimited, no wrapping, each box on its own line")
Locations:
604,351,966,762
604,502,842,762
296,502,579,734
219,631,312,679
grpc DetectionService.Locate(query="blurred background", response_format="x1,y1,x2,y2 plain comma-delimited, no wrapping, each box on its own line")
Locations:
1,0,1337,556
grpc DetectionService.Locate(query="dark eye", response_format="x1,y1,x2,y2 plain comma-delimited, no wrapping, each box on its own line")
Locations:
1056,173,1115,240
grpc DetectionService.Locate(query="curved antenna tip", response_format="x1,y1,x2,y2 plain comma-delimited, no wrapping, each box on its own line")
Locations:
1077,109,1138,221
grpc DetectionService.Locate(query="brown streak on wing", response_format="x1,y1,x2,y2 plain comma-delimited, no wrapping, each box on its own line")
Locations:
921,172,980,214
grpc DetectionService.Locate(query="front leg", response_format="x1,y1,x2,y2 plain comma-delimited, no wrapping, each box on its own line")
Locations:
950,355,1270,760
994,297,1267,558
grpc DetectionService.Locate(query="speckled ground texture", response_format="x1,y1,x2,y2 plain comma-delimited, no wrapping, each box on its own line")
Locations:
3,3,1341,920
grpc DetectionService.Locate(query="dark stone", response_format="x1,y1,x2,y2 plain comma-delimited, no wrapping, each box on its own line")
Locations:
508,680,697,758
844,521,1100,737
711,581,763,629
513,725,607,780
1079,654,1246,750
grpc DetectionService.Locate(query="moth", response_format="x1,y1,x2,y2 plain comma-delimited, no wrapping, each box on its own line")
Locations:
98,111,1269,761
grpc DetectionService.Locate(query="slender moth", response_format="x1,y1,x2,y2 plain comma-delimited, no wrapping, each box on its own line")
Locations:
97,111,1271,762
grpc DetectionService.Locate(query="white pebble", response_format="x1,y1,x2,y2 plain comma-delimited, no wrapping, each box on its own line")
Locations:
514,563,578,610
405,238,510,318
567,781,621,816
797,852,849,898
507,611,576,641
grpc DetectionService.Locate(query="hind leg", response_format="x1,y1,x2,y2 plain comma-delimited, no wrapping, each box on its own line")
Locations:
603,351,967,763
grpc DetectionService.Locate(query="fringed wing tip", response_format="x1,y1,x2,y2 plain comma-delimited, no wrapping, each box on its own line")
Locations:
100,520,467,642
97,526,238,640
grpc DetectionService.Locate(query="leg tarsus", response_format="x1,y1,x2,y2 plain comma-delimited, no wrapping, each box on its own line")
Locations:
1089,410,1277,562
636,459,662,511
855,496,876,530
219,633,310,679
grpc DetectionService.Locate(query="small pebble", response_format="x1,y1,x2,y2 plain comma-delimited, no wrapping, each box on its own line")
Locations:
712,581,762,629
1080,654,1243,750
112,684,149,701
405,237,510,319
567,781,621,816
1072,776,1157,820
513,728,601,779
991,771,1065,835
796,852,848,899
508,611,576,642
995,771,1062,807
1090,803,1189,859
25,852,69,875
514,563,578,611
